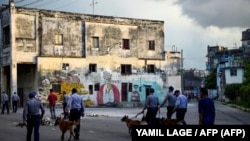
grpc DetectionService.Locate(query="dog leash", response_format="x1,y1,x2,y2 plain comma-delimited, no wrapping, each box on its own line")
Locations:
131,111,143,119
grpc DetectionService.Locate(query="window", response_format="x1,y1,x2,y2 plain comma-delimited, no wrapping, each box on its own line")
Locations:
94,83,100,91
62,63,69,70
148,40,155,50
52,84,61,93
54,34,63,45
230,69,237,76
147,64,155,73
128,83,133,92
92,37,99,48
3,26,10,46
122,39,130,49
89,64,97,73
89,85,93,94
121,64,132,75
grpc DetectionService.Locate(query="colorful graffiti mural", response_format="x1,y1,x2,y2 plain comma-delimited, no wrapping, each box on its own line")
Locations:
97,71,120,105
131,84,140,102
38,71,93,106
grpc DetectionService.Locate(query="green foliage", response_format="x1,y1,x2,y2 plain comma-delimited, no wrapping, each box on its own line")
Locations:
239,85,250,108
243,60,250,84
224,84,241,101
205,68,217,89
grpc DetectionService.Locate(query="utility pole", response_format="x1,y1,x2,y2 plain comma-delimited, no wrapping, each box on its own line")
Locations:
90,0,98,14
181,49,184,92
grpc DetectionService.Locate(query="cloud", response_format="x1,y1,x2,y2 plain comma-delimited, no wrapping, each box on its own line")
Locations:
0,0,248,70
174,0,250,28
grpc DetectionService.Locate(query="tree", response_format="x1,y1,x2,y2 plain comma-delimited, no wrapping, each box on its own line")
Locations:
204,68,217,89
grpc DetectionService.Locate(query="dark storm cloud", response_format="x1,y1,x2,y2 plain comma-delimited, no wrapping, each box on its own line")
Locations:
174,0,250,28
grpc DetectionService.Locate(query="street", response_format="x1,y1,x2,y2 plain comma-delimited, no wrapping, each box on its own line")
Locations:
0,100,250,141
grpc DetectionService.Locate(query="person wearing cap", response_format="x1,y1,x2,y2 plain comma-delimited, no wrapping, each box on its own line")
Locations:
173,90,188,125
23,92,45,141
12,92,20,113
66,88,85,140
141,88,160,126
160,86,177,119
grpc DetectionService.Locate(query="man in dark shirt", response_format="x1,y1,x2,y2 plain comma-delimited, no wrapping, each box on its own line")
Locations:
198,87,215,125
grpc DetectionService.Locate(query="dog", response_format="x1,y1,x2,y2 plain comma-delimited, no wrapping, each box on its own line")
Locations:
121,115,143,135
16,122,26,128
41,116,52,126
54,117,79,141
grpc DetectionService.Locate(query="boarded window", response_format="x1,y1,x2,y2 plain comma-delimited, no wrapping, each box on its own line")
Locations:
148,40,155,50
89,64,97,73
94,83,100,91
147,64,155,73
89,85,93,94
52,84,61,93
121,64,132,75
122,39,130,49
92,37,99,48
128,83,133,92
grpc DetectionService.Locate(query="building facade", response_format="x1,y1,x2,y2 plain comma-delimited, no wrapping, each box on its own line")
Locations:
0,2,182,107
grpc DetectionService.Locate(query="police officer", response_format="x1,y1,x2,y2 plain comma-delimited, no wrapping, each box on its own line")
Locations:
66,88,85,140
1,91,9,114
141,88,160,125
23,92,45,141
12,92,20,113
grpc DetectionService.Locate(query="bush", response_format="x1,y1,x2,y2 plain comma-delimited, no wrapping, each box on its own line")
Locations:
224,84,241,101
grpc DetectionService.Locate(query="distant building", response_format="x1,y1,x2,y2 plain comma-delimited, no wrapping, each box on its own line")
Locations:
206,29,249,101
183,69,207,97
242,29,250,59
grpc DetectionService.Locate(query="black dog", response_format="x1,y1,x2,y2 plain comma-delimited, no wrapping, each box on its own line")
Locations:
16,122,26,128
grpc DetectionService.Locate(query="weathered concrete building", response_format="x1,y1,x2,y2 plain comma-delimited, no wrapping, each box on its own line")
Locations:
0,1,181,107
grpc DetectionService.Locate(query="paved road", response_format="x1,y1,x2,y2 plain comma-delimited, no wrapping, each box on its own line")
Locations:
0,100,250,141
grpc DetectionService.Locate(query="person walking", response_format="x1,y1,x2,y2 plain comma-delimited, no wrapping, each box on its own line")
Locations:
160,86,176,119
141,88,160,126
23,92,45,141
173,90,188,125
198,87,215,125
1,91,9,114
12,92,20,113
62,91,69,119
66,88,85,140
47,89,57,119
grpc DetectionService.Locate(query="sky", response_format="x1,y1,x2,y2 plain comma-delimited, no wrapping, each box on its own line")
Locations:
1,0,249,70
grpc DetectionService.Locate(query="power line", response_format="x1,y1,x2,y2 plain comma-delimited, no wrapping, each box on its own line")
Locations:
21,0,43,7
55,0,80,10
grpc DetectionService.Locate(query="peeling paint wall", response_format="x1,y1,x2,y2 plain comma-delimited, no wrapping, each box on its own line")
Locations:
0,6,182,107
